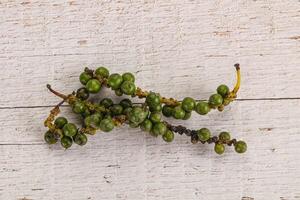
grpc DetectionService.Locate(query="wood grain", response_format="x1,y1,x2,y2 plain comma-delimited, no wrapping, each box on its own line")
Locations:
0,0,300,199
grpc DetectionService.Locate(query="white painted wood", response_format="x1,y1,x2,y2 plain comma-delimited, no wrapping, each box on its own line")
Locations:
0,0,300,200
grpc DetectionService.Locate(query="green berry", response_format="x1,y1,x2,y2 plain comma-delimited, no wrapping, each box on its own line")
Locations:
182,97,196,112
146,92,160,106
122,72,135,82
219,132,231,142
214,143,225,155
115,89,123,96
44,131,58,144
149,112,162,123
61,136,73,149
123,107,133,117
128,106,148,125
86,79,101,94
108,73,123,90
120,81,136,95
95,67,109,78
119,99,132,109
140,119,153,132
53,129,64,139
79,72,92,85
197,128,211,142
81,108,91,118
72,101,86,114
234,141,247,154
100,98,113,108
195,101,211,115
110,104,123,115
76,87,90,100
73,133,88,146
162,130,174,143
149,104,162,112
100,118,115,132
63,123,78,137
84,113,102,128
54,117,68,129
173,106,186,119
209,94,223,107
183,112,191,120
152,122,167,136
217,84,230,97
162,105,174,117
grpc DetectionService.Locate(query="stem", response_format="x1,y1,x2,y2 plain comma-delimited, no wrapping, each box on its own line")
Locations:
46,84,68,100
228,63,241,99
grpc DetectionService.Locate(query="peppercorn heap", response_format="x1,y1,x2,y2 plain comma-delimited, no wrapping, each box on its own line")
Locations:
44,64,247,155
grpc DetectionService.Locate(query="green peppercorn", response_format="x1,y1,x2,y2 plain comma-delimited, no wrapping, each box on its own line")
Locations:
146,92,160,107
214,143,225,155
162,130,174,143
76,87,90,100
110,104,123,115
149,104,162,112
152,122,167,136
195,101,211,115
123,107,133,117
100,118,115,132
115,89,123,96
122,72,135,82
81,108,91,118
54,117,68,129
120,81,136,95
84,113,102,128
128,106,148,125
86,79,102,94
53,129,64,139
100,98,114,108
108,73,123,90
173,106,186,119
79,72,92,85
217,84,230,97
44,131,58,144
149,112,162,123
197,128,211,142
162,105,174,117
73,133,88,146
234,141,247,153
72,101,86,114
119,99,132,109
140,119,153,132
61,136,73,149
95,67,109,78
63,123,78,137
219,132,231,142
183,112,191,120
182,97,196,112
209,94,223,107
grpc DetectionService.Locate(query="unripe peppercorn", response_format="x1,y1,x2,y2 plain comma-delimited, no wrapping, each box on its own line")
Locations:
54,117,68,129
146,92,160,107
195,101,211,115
95,67,109,78
128,106,148,125
209,94,223,107
61,136,73,149
217,84,230,97
84,113,102,128
234,141,247,153
119,99,132,109
100,118,115,132
72,101,86,114
115,89,123,96
214,143,225,155
100,98,113,108
219,132,231,142
173,106,186,119
123,107,133,117
79,72,92,85
122,72,135,82
197,128,211,142
44,131,58,144
86,79,102,94
110,104,123,115
149,112,162,123
73,133,88,146
120,81,136,95
182,97,196,112
152,122,167,136
162,130,174,143
183,112,191,120
140,119,153,132
108,73,123,90
63,123,78,137
149,104,162,112
76,87,90,100
162,105,174,117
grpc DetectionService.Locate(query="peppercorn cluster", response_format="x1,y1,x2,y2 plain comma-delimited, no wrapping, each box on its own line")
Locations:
44,64,247,155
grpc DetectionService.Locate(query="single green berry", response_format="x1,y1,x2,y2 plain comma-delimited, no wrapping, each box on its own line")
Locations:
183,112,191,120
119,99,132,109
44,131,58,144
214,143,225,155
128,106,148,125
140,119,153,132
110,104,123,115
54,117,68,129
234,141,247,154
108,73,123,90
122,72,135,82
72,101,86,114
219,132,231,142
197,128,211,142
149,112,162,123
182,97,196,112
100,98,113,108
217,84,230,97
209,94,223,107
63,123,78,137
115,89,123,96
195,101,211,115
100,118,115,132
73,133,88,146
149,104,162,112
86,79,101,94
120,81,136,95
61,136,73,149
84,113,102,128
123,107,133,117
173,106,186,119
162,130,174,143
95,67,109,78
162,105,174,117
79,72,92,85
146,92,160,106
152,122,167,136
76,87,90,100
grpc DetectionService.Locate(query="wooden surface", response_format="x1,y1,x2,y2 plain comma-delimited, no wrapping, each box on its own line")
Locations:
1,0,300,199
